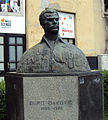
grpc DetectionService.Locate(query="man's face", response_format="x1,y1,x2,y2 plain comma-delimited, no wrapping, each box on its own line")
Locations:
43,12,59,34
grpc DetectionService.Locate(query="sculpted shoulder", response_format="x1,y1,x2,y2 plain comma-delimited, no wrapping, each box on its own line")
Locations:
54,42,90,72
64,43,91,72
16,42,45,73
60,42,84,54
21,43,44,59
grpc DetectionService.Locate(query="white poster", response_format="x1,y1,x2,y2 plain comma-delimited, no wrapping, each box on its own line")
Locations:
0,0,25,34
58,12,75,38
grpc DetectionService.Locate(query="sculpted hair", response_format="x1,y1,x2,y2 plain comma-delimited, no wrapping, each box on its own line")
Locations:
39,9,59,27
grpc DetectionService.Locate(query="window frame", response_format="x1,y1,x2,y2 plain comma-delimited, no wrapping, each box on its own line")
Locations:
6,34,26,72
0,35,5,75
0,33,26,76
102,0,108,17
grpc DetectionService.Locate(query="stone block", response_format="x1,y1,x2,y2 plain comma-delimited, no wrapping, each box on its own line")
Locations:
5,72,104,120
98,54,108,70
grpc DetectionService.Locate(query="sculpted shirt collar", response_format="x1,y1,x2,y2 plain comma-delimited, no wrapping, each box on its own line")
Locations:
41,35,66,49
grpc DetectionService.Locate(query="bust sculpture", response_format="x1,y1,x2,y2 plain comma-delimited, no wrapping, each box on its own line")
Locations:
17,9,91,73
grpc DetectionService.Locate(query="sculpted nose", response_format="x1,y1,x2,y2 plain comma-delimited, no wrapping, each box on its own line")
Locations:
53,19,57,23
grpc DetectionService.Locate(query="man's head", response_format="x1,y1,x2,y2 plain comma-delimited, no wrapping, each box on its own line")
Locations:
39,9,59,34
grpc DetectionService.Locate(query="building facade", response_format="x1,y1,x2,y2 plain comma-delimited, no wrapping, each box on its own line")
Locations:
0,0,108,77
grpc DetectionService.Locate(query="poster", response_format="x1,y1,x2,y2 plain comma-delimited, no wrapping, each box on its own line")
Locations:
0,0,20,13
0,0,25,34
58,12,75,38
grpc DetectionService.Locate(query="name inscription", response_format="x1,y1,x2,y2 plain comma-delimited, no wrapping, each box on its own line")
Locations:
29,100,72,111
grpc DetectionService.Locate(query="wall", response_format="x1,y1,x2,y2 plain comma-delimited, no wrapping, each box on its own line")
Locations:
92,0,105,56
26,0,106,56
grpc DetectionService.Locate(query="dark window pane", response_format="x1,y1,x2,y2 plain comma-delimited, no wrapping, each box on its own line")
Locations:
17,46,23,61
9,46,15,62
0,46,4,62
9,37,15,44
0,77,4,81
17,37,23,44
0,37,4,44
0,63,4,71
105,0,108,12
10,63,16,71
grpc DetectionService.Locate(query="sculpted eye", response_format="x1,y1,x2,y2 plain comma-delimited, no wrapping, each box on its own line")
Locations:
55,18,59,21
47,18,53,21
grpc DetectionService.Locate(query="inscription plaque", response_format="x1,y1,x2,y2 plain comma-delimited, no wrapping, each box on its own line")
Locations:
23,76,78,120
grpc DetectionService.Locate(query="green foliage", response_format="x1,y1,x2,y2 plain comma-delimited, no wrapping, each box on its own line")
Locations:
105,116,108,120
102,70,108,117
0,80,7,120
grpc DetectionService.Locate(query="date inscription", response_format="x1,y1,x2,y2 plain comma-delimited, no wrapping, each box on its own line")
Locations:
29,100,73,111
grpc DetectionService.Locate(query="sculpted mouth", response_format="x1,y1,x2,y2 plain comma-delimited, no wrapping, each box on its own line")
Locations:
51,25,59,28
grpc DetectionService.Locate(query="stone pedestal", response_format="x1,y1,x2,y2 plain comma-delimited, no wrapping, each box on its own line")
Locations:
5,71,104,120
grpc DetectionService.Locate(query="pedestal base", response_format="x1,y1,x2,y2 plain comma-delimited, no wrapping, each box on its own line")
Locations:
5,72,104,120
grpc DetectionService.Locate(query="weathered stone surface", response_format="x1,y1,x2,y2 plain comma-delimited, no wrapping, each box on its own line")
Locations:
17,36,90,73
23,76,78,120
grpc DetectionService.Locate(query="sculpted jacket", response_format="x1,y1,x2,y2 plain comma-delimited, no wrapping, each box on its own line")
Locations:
17,36,91,73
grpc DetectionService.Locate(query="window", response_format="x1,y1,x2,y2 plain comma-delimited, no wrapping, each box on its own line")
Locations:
102,0,108,16
62,38,75,45
0,34,26,76
7,35,26,72
0,36,4,72
104,0,108,12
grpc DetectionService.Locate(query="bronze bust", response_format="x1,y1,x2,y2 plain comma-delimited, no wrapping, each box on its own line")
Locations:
17,9,90,73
